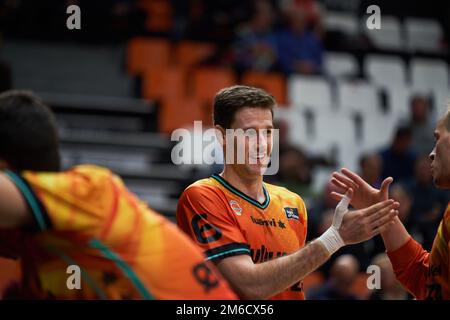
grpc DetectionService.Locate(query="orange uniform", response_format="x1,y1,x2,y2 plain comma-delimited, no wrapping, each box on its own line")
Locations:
387,203,450,300
176,174,308,299
0,165,236,300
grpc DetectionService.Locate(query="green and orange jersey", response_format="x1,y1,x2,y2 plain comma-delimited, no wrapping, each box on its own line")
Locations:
388,202,450,300
176,174,308,300
0,165,237,300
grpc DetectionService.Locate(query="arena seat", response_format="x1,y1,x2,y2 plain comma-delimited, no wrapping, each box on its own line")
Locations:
288,76,333,113
127,37,171,75
324,52,358,79
364,54,407,88
241,71,287,105
405,18,444,53
174,41,216,69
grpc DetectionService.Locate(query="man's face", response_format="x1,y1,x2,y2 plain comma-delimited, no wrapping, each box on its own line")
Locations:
222,107,274,178
430,115,450,188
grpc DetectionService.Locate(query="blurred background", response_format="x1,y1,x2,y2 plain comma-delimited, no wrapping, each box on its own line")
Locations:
1,0,450,300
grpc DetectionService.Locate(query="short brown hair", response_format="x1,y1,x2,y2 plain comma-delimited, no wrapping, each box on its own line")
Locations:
213,85,276,129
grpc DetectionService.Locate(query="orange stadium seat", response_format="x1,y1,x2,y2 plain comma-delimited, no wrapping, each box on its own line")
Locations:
0,257,21,299
137,0,173,33
192,67,236,102
160,96,204,134
142,66,186,101
127,37,172,75
241,71,287,105
175,41,216,69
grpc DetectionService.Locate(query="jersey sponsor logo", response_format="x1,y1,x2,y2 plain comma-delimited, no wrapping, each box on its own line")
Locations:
250,245,287,263
284,207,299,220
250,216,286,229
229,200,242,216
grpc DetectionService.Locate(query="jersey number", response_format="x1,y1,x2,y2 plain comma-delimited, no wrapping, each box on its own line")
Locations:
191,213,222,244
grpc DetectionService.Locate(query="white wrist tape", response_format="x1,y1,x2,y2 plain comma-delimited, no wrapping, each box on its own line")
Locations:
317,226,345,255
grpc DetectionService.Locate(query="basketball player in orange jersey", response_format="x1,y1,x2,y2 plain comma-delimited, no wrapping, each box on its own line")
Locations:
330,106,450,300
0,90,236,300
176,85,400,300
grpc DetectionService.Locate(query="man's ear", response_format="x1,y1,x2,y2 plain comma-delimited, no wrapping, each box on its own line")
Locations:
0,159,9,171
215,125,226,147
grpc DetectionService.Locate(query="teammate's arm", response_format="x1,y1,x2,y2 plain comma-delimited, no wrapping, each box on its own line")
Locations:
215,192,398,300
330,168,431,298
0,173,32,228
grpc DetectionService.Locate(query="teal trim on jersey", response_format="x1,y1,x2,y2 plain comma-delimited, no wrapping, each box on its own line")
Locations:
205,248,251,261
4,170,48,231
212,174,270,209
45,245,107,299
89,239,154,300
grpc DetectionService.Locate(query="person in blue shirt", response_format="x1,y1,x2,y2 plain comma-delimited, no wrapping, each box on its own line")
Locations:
276,8,323,75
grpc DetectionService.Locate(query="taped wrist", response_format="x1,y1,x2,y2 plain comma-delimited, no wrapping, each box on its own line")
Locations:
317,226,345,255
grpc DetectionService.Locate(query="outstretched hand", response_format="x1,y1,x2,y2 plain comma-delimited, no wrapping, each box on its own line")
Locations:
330,168,393,210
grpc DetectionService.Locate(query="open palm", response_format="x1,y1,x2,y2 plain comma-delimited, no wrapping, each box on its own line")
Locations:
330,168,393,210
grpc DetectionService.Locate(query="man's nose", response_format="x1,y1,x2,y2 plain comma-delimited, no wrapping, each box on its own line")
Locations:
429,149,435,161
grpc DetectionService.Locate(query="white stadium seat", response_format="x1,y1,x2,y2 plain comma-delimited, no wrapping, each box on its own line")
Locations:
405,18,444,53
324,12,359,35
363,16,403,51
410,58,449,91
324,52,359,79
337,80,380,115
288,75,333,112
364,54,407,88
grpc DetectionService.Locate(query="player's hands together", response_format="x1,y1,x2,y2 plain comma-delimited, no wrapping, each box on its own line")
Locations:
330,168,393,210
317,187,399,255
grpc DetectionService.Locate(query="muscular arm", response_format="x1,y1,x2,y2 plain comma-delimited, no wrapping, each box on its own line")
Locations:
215,240,329,300
330,168,432,298
215,198,397,300
0,173,32,228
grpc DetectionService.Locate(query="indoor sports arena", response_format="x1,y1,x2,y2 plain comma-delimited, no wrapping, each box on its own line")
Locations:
0,0,449,304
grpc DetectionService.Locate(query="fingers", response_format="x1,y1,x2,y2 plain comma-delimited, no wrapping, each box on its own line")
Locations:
380,177,393,198
331,177,348,191
367,202,399,224
371,219,396,237
331,172,359,191
330,191,345,201
341,168,366,187
361,199,395,217
369,208,398,229
336,188,353,211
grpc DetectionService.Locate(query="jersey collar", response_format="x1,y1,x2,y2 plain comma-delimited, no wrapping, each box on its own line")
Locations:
211,174,270,210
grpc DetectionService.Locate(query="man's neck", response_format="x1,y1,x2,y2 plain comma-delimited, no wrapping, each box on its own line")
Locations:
221,167,265,202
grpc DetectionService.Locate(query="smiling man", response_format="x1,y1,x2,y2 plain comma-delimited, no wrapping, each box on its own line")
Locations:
330,106,450,300
176,85,399,300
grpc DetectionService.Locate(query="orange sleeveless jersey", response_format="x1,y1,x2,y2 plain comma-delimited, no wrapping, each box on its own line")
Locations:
388,203,450,300
176,174,308,300
0,166,236,300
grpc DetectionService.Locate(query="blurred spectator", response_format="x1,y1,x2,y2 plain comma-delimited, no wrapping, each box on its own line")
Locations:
405,154,450,250
276,145,314,202
276,7,323,75
279,0,323,35
379,126,417,183
390,183,424,246
359,152,383,188
307,254,359,300
369,253,410,300
232,0,278,72
409,95,435,155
